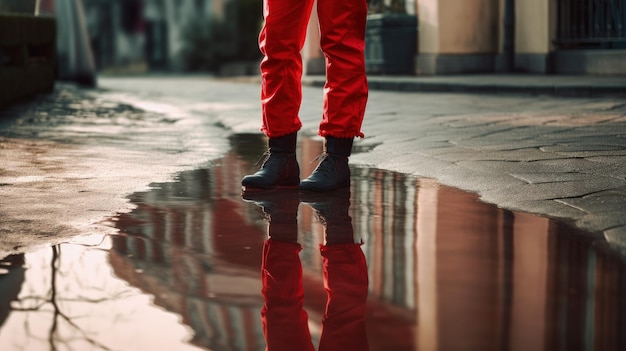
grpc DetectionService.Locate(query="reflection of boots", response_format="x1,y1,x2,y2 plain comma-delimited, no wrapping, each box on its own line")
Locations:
319,243,369,351
299,136,353,192
242,133,300,190
300,188,355,245
301,188,368,349
261,239,315,351
242,188,299,243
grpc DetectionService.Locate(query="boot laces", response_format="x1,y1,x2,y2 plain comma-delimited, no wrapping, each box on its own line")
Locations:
310,153,335,177
253,150,270,167
253,150,294,173
254,150,281,169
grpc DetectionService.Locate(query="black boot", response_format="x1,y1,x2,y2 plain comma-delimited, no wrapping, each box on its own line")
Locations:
299,136,353,192
241,133,300,191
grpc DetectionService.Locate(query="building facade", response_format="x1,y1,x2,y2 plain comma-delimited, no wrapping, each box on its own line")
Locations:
304,0,626,75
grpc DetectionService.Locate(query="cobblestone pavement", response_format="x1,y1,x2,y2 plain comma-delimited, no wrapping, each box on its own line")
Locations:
1,76,625,258
99,76,626,251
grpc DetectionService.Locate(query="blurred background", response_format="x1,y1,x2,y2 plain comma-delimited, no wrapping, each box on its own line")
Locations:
3,0,626,81
64,0,626,77
0,0,263,89
80,0,263,75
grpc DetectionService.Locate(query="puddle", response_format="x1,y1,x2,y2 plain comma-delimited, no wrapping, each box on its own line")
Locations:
1,134,625,351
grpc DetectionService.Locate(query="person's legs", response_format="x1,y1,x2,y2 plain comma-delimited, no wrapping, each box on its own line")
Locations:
259,0,315,137
242,0,314,190
316,0,368,139
299,0,368,192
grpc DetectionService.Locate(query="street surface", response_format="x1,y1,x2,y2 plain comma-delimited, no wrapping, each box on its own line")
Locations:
1,76,626,350
1,76,625,256
0,83,230,258
99,76,626,250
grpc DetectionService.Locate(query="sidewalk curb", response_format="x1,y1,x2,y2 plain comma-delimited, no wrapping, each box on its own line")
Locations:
302,75,626,97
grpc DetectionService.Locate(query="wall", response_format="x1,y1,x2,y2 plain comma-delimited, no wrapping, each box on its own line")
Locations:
416,0,499,74
303,0,324,75
438,0,499,53
512,0,554,72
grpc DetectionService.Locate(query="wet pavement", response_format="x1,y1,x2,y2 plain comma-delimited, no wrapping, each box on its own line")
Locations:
2,133,626,351
0,85,229,258
96,76,626,251
1,77,626,350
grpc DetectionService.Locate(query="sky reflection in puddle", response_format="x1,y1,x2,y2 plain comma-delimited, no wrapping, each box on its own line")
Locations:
0,238,202,351
1,134,625,351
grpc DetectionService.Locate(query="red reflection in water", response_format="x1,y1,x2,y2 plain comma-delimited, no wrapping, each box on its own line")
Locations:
105,134,626,351
244,188,368,351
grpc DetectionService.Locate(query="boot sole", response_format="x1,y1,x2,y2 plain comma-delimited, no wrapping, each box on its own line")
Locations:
242,186,299,201
242,184,299,193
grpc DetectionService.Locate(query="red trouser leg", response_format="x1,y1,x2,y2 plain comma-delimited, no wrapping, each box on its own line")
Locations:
317,0,368,138
261,240,315,351
318,243,369,351
259,0,314,137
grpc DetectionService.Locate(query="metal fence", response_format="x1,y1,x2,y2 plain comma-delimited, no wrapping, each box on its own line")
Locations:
557,0,626,48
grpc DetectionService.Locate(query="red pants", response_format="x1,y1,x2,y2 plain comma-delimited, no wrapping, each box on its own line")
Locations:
259,0,368,138
261,240,369,351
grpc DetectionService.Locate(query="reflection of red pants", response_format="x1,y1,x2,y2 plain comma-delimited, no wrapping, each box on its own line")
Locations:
261,239,369,351
259,0,368,138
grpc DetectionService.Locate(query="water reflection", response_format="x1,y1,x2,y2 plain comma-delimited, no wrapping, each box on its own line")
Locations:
1,134,626,350
0,254,25,327
244,188,368,351
0,240,202,351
